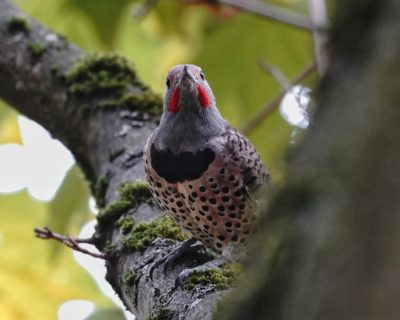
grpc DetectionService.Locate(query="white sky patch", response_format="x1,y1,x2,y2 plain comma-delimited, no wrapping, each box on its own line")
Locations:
0,116,75,201
73,221,136,320
58,300,95,320
89,196,99,215
279,85,311,129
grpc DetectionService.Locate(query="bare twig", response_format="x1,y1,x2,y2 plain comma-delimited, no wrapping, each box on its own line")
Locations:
309,0,329,75
218,0,313,31
242,62,317,135
134,0,158,19
259,60,290,90
34,226,106,259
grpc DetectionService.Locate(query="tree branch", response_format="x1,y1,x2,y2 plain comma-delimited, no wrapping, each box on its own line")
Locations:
218,0,314,31
0,1,227,319
34,226,106,259
308,0,329,75
242,62,316,135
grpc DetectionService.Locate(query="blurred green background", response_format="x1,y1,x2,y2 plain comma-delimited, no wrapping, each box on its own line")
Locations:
0,0,315,318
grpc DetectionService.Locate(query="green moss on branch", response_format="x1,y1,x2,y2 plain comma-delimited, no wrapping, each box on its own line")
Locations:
122,216,187,252
93,175,108,208
119,181,152,206
28,43,46,59
123,269,137,286
7,15,31,34
146,308,173,320
65,53,162,115
184,263,243,291
97,180,152,226
118,217,136,235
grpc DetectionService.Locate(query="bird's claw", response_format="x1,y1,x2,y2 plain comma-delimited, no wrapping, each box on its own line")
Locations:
149,238,206,279
175,268,193,287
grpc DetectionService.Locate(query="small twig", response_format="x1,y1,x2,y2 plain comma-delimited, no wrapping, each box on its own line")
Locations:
308,0,329,75
134,0,159,19
218,0,314,31
34,226,106,259
242,62,317,135
259,60,290,90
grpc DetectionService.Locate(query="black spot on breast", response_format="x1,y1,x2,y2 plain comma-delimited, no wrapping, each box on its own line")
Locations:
150,144,215,183
234,190,242,197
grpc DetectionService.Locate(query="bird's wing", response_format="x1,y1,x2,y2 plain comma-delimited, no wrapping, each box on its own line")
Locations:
224,126,270,205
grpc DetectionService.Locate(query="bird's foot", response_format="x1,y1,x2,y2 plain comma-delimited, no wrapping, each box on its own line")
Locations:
175,256,230,288
149,238,209,279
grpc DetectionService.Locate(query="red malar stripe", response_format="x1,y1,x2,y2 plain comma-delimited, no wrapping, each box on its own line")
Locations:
169,88,180,113
196,83,211,108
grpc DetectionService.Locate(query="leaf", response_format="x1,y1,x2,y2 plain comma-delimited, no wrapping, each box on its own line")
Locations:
67,0,131,47
0,101,21,144
47,165,90,259
0,191,111,320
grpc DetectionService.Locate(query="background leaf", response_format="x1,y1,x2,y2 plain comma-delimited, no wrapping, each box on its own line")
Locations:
0,192,111,320
47,165,91,259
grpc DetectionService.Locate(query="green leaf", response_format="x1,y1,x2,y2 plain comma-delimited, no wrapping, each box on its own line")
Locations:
0,191,111,320
0,101,21,144
47,165,90,259
67,0,131,47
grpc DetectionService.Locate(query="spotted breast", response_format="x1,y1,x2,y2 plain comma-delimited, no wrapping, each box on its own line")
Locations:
144,125,269,253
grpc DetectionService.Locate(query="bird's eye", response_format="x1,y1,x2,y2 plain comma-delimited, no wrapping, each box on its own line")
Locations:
166,78,171,88
200,72,205,80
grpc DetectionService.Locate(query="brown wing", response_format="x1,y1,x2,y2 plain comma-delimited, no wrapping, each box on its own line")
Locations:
224,126,270,201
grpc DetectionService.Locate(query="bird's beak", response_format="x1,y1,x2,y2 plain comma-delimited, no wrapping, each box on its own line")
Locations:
179,65,195,90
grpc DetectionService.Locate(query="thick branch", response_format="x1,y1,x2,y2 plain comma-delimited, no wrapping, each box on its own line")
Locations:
0,1,226,319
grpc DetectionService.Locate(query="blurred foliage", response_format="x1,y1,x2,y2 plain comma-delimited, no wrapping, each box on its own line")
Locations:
47,165,91,259
0,191,111,320
2,0,317,318
0,101,21,144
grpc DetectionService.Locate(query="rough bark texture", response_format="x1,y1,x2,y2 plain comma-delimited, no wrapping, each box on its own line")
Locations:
217,0,400,319
0,1,226,319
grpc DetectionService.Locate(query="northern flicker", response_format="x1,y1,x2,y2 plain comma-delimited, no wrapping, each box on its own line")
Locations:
144,64,269,279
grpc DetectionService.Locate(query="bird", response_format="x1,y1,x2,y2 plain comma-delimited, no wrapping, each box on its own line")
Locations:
144,64,269,282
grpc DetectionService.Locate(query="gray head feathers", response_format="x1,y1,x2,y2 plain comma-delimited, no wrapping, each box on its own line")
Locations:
152,64,227,154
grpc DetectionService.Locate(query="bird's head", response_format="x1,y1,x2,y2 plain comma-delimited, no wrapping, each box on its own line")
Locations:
164,64,215,114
